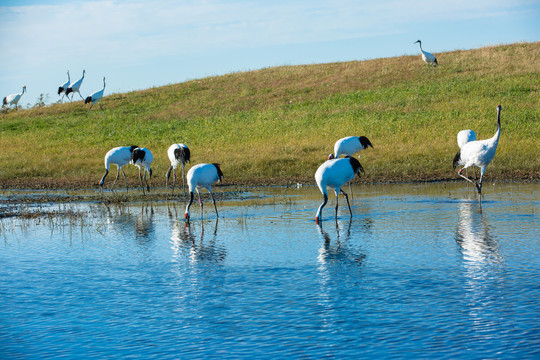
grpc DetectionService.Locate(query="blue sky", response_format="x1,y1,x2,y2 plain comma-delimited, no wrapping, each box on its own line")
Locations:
1,0,538,107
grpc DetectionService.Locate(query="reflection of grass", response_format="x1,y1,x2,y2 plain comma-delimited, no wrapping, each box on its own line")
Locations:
1,42,538,189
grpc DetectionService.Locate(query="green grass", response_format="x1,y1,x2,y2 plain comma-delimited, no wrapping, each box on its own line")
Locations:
1,41,539,189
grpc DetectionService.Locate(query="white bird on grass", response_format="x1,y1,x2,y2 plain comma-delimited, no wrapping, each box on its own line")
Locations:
315,156,365,224
99,145,138,192
331,135,373,159
66,70,85,101
414,40,438,70
85,77,105,112
329,135,373,197
184,163,224,221
58,70,70,101
2,86,26,110
453,105,502,198
130,147,153,195
166,143,191,193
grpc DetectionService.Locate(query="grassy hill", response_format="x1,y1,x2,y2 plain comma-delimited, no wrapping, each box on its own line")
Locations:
1,41,539,189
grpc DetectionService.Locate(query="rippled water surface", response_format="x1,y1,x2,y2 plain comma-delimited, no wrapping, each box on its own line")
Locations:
1,183,539,359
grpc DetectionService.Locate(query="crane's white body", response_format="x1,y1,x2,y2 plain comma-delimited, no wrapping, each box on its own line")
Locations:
457,129,478,181
99,145,138,191
66,70,85,101
333,136,373,158
2,86,26,109
457,130,477,149
85,77,105,111
414,40,438,68
166,143,191,192
185,163,223,221
58,71,70,100
130,147,153,194
315,157,364,223
454,105,502,196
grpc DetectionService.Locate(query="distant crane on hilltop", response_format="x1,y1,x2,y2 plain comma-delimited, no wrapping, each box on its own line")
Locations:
58,70,70,101
66,70,85,101
315,156,365,224
184,163,224,221
85,77,105,112
414,40,438,70
166,143,191,194
453,105,502,199
2,86,26,110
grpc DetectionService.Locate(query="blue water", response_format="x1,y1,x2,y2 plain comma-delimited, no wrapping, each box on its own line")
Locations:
1,183,539,359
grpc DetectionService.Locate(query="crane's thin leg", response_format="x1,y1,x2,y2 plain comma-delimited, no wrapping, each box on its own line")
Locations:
476,171,485,196
120,168,128,192
99,100,103,110
210,191,219,218
111,168,120,191
348,181,354,200
335,191,339,220
341,189,352,217
138,169,146,195
78,92,85,101
182,164,186,194
197,189,203,220
172,168,177,194
458,168,476,187
144,169,151,192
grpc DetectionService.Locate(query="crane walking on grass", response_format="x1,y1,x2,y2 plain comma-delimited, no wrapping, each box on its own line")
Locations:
85,77,105,112
130,147,153,195
99,145,138,192
453,105,502,199
166,143,191,194
58,70,70,101
66,70,85,101
2,86,26,110
315,156,365,224
185,163,224,221
414,40,438,70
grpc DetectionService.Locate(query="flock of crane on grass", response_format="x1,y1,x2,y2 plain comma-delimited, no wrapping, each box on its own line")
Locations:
3,41,502,223
2,70,106,113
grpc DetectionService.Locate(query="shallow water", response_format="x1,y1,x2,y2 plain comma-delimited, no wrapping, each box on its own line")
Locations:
1,183,539,359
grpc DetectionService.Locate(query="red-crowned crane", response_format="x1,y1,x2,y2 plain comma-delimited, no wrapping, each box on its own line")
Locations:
315,156,364,224
99,145,138,192
453,105,502,198
130,147,153,195
2,86,26,110
58,70,70,101
331,136,373,159
414,40,438,70
329,135,372,196
66,70,85,101
85,77,105,112
184,163,224,221
166,143,191,193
